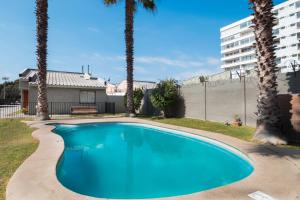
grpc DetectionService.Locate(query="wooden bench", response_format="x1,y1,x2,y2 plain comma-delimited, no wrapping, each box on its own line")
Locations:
71,106,98,115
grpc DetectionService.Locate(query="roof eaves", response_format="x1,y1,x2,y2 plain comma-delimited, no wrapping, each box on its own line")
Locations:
29,83,106,89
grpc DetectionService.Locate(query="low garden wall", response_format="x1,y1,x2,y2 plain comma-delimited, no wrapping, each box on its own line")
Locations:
143,71,300,143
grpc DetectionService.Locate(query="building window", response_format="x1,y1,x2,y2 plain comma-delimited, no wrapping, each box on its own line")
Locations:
240,21,252,29
240,38,249,45
296,1,300,8
221,41,239,50
240,22,247,29
223,50,240,57
241,47,254,53
241,54,256,61
275,58,281,64
240,30,252,37
240,36,255,46
80,91,96,104
273,29,279,35
221,35,236,43
297,12,300,18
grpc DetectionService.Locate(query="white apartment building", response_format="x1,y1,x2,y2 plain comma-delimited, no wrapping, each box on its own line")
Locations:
220,0,300,78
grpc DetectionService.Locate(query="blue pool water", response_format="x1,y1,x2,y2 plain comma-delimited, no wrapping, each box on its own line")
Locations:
54,123,253,199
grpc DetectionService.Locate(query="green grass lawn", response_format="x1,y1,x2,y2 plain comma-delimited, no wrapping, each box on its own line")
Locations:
0,119,38,200
147,117,255,141
142,117,300,150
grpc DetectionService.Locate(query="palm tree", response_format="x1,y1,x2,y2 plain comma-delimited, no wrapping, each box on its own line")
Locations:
36,0,50,120
103,0,156,116
250,0,286,144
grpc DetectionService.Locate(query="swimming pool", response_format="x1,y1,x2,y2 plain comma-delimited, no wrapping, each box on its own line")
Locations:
54,123,253,199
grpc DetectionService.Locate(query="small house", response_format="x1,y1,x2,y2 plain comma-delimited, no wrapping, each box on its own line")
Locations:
18,68,113,115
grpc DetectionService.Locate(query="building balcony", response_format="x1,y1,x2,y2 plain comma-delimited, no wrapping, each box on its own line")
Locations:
221,50,256,62
221,31,255,46
221,42,255,54
221,59,257,69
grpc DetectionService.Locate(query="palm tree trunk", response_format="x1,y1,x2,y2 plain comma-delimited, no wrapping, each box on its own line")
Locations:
125,0,135,116
36,0,50,120
250,0,285,144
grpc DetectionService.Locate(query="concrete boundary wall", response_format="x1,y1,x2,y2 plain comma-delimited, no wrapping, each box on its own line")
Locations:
143,71,300,142
180,71,300,142
182,78,257,126
107,95,126,113
182,72,300,124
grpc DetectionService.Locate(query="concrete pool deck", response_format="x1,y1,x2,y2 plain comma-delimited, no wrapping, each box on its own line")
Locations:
6,118,300,200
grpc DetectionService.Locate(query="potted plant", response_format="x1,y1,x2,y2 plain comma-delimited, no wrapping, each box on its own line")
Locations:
232,115,242,127
22,108,28,114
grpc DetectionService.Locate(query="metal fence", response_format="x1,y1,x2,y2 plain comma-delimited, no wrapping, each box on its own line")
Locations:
0,102,116,119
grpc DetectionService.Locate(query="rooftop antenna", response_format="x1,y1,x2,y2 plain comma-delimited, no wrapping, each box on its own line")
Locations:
88,65,90,75
82,65,84,74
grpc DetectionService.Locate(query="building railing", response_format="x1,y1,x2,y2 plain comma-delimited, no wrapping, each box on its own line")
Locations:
0,102,116,119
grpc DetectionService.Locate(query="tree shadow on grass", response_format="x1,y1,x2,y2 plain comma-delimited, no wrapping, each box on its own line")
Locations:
246,144,300,160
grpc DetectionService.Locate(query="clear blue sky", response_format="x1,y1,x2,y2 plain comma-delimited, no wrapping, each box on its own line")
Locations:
0,0,285,83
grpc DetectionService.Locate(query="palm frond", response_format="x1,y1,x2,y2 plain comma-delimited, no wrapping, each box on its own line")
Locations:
138,0,156,11
103,0,119,6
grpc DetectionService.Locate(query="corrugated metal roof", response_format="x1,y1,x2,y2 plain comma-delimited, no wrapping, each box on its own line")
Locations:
20,69,105,89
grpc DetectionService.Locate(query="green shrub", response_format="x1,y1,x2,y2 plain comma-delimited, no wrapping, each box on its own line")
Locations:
150,79,179,118
124,88,144,112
